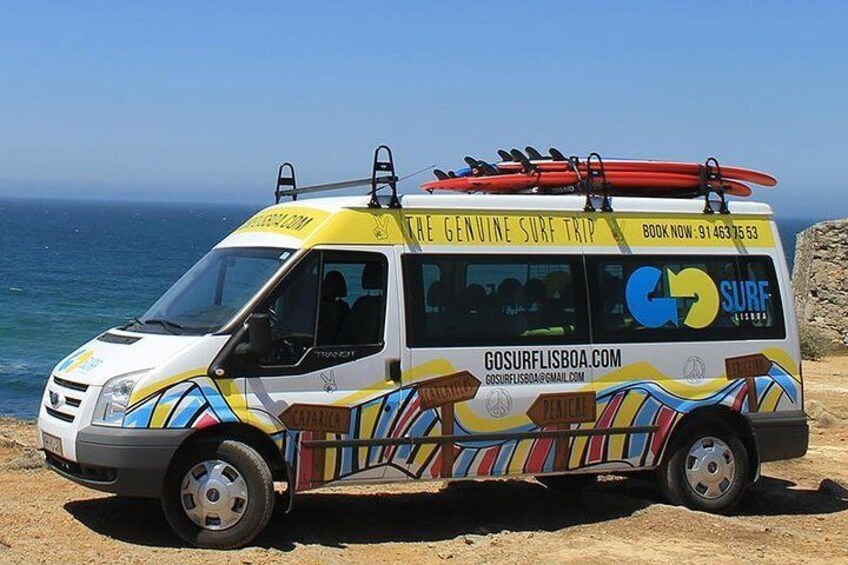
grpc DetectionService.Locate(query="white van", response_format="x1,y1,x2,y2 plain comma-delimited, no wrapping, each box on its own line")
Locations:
38,150,808,548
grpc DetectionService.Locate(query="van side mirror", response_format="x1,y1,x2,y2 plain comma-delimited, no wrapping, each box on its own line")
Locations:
245,312,272,359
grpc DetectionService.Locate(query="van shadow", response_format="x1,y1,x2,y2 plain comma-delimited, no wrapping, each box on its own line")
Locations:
63,474,848,551
738,476,848,516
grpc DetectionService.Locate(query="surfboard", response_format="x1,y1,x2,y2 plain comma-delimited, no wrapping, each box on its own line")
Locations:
421,170,752,197
493,159,776,187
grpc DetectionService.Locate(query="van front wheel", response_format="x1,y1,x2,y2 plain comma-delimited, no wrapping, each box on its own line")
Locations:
162,439,275,549
659,429,748,513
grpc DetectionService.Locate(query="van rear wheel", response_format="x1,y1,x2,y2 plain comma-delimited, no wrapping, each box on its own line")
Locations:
162,439,275,549
659,428,748,513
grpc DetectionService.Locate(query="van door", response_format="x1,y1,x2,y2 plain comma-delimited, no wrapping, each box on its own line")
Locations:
239,247,403,489
397,253,593,480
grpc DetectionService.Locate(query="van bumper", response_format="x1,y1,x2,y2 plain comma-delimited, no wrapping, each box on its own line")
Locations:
44,426,192,498
746,410,809,462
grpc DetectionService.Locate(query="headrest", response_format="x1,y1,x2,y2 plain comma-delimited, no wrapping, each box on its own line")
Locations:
544,271,571,296
497,277,523,305
322,270,347,299
427,280,448,308
362,261,384,290
463,284,488,313
524,278,546,303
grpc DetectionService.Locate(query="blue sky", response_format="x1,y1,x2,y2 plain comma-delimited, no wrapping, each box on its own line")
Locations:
0,1,846,217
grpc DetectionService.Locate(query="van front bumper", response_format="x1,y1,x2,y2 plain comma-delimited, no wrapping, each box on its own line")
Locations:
746,410,809,462
45,426,193,498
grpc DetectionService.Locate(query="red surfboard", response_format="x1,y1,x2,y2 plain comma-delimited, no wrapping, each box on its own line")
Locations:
422,170,752,197
494,160,776,187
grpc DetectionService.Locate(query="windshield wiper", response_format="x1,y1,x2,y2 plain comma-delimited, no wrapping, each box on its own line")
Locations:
121,317,143,330
142,318,187,335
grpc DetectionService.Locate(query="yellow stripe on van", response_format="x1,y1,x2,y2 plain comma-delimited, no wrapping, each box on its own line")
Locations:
331,380,397,408
357,401,382,468
596,362,729,400
608,392,646,459
324,444,337,482
412,442,437,472
508,439,534,474
359,400,382,439
569,435,589,469
129,367,206,407
761,347,801,382
760,385,783,413
281,207,775,249
232,206,331,239
217,378,250,422
150,396,179,428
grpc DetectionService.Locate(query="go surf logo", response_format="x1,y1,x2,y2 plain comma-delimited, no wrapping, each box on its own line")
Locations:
57,349,102,374
625,266,771,329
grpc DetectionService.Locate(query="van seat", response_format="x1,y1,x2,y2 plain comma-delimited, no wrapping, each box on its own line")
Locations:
317,270,350,344
338,262,385,344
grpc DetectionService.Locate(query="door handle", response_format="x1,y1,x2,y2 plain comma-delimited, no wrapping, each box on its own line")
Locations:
387,359,401,384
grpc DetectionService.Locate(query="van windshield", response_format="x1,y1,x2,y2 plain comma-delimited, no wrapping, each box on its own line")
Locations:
127,247,294,335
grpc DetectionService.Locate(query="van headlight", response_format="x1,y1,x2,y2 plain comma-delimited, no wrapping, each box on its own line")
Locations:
92,371,148,427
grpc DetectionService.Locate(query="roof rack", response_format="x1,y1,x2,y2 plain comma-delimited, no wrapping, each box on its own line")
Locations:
700,157,730,215
582,152,613,213
274,144,401,208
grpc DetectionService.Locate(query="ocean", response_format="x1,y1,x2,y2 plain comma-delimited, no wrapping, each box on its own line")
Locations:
0,197,824,419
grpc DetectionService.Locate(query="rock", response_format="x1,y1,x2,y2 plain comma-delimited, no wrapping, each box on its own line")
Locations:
805,400,841,427
818,479,848,500
793,220,848,346
5,450,44,470
817,412,841,427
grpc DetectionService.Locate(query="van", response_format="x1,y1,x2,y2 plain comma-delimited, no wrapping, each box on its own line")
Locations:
37,149,808,548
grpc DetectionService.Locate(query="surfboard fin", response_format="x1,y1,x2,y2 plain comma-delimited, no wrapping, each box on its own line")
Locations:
510,148,536,173
549,147,567,161
525,146,545,160
497,149,514,162
464,156,499,176
480,161,499,175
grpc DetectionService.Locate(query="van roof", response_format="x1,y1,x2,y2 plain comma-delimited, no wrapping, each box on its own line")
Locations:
216,193,775,250
280,193,774,215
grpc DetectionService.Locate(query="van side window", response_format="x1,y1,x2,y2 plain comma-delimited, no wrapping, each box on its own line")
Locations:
587,255,785,343
318,254,388,346
403,254,588,347
264,253,320,365
261,251,388,366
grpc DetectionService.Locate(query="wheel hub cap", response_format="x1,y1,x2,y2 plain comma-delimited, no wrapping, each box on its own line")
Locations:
180,459,249,530
684,436,736,500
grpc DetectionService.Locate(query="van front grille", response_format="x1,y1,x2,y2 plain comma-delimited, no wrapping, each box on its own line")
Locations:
46,374,88,423
45,407,75,423
52,376,89,393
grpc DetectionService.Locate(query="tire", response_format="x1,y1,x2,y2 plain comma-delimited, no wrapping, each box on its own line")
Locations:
537,473,598,491
162,439,275,549
659,427,749,513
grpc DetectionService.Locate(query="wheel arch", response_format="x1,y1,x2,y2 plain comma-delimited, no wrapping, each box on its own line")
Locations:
169,423,288,482
660,405,759,481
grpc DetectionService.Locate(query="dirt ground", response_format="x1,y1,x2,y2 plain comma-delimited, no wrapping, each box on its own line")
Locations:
1,359,847,565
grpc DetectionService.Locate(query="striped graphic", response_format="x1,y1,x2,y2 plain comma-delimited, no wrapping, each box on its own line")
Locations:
122,358,800,492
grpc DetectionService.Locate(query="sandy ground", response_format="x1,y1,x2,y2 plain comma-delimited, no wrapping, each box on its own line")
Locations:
1,359,847,565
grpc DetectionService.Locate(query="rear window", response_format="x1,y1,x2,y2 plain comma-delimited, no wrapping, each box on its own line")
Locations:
587,255,785,343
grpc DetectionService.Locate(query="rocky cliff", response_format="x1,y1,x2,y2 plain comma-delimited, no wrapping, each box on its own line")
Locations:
792,219,848,345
